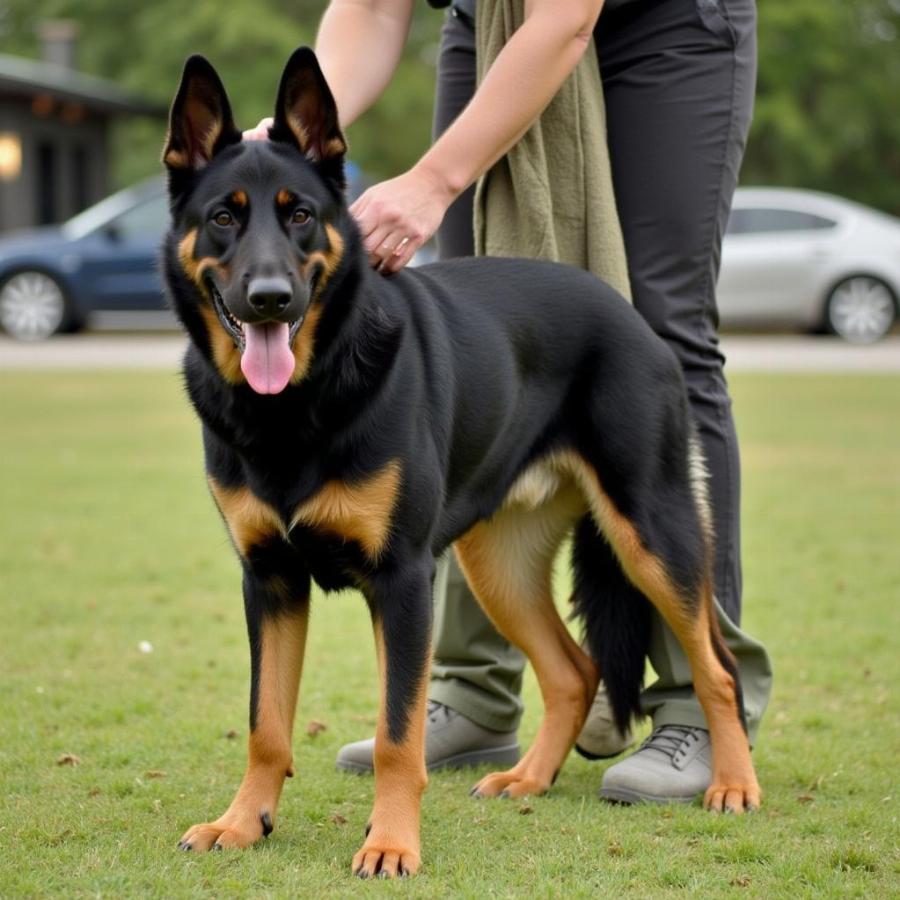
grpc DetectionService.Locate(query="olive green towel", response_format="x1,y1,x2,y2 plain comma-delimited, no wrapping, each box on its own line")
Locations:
473,0,631,300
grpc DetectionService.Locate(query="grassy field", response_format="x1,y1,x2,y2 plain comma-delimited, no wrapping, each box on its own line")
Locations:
1,370,898,898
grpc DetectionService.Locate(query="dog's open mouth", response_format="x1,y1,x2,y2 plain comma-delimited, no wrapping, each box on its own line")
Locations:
209,282,303,395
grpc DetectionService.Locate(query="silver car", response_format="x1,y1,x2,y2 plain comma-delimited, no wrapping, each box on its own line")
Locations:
719,187,900,343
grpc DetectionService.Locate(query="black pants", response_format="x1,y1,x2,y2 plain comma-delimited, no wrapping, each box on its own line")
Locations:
432,0,757,623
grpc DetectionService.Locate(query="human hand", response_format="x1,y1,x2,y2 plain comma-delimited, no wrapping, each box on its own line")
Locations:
243,117,274,141
350,165,454,273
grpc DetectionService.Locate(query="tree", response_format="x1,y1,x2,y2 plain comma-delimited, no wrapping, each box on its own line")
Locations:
744,0,900,214
0,0,440,187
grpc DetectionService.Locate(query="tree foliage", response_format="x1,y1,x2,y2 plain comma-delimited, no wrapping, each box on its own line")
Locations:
1,0,898,213
745,0,900,214
0,0,440,187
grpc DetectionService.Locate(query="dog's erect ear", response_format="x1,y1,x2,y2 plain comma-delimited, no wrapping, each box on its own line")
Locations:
270,47,346,187
163,55,241,171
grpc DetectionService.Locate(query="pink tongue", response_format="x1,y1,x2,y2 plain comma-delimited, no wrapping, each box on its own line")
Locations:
240,322,296,394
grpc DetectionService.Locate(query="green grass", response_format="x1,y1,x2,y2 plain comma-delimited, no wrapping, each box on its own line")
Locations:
1,371,898,898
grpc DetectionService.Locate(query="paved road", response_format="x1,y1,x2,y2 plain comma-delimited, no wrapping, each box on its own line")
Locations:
1,333,899,372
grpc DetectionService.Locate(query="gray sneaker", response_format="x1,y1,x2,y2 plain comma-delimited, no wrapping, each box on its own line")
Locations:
575,682,635,760
335,700,520,773
599,724,711,804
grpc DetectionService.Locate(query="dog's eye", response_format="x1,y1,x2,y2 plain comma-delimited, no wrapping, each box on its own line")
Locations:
213,210,234,227
292,207,311,225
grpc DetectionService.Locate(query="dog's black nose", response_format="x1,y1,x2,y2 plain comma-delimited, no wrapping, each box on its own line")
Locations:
247,277,293,318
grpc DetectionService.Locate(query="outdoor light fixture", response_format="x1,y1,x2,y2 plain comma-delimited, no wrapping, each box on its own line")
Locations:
31,94,54,117
0,133,22,180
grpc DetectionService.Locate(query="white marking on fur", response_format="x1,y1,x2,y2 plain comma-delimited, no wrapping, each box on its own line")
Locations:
458,473,586,612
688,432,714,542
503,460,565,511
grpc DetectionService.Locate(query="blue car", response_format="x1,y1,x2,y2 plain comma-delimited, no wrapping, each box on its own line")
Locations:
0,163,372,340
0,178,170,340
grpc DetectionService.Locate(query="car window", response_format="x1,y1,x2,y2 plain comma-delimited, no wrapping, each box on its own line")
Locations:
108,195,169,240
727,207,837,235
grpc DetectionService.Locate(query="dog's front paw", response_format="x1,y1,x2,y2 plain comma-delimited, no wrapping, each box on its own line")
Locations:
470,768,550,799
703,781,761,814
352,830,420,878
178,809,273,852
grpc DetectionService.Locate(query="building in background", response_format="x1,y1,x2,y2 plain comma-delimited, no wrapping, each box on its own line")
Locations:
0,21,164,233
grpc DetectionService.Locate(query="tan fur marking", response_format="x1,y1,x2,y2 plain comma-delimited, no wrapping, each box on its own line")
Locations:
286,113,309,152
289,225,343,382
163,146,190,169
208,477,285,556
300,252,327,282
351,619,426,877
179,230,241,382
322,136,347,158
289,302,323,383
276,189,294,207
299,223,345,304
179,608,308,851
557,452,692,628
693,599,760,810
252,612,307,773
231,190,248,207
199,305,243,384
285,112,346,161
177,229,219,292
186,96,223,159
453,477,598,799
291,461,401,559
324,224,345,266
177,229,199,279
503,457,570,511
459,477,586,610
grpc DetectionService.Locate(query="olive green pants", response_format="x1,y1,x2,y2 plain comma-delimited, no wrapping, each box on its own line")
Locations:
429,553,773,744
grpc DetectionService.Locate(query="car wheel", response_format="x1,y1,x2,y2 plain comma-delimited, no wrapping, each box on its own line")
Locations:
0,270,72,340
825,275,897,344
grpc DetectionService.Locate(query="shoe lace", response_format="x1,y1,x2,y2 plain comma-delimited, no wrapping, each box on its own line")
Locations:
426,700,453,724
639,725,705,760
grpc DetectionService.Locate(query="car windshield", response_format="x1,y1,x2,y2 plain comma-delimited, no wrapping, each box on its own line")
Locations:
62,180,163,240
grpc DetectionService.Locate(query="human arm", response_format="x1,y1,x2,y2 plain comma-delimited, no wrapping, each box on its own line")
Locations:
316,0,415,127
353,0,605,271
243,0,414,139
247,0,605,271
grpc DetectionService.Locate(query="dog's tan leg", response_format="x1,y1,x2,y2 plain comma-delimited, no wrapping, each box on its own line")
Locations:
352,567,432,878
454,489,599,799
179,603,308,850
691,604,761,812
571,458,761,813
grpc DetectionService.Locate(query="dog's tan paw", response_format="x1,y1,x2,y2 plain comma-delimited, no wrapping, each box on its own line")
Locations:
703,782,761,814
178,810,273,852
352,833,420,878
470,769,550,799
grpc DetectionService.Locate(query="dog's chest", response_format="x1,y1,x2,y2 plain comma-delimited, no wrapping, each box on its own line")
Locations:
208,460,402,572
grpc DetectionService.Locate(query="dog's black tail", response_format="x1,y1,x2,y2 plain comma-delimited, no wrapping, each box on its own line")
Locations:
570,513,652,736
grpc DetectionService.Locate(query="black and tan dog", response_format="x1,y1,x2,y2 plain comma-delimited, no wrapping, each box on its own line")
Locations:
163,48,760,878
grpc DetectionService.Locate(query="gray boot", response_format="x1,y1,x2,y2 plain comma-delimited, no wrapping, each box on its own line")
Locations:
599,724,711,804
575,682,635,760
335,700,520,773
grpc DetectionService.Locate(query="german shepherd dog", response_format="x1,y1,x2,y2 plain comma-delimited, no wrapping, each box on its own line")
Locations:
163,48,760,877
